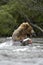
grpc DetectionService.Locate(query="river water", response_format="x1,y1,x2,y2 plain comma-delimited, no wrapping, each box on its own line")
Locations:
0,37,43,65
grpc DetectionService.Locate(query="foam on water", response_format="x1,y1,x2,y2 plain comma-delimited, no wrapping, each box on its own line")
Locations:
0,40,13,48
0,38,43,65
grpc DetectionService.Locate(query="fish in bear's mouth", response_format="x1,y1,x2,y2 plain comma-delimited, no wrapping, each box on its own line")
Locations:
20,38,32,46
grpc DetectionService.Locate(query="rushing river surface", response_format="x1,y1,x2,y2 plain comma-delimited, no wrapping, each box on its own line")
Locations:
0,37,43,65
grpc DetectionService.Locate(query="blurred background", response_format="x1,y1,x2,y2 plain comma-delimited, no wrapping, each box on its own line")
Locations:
0,0,43,37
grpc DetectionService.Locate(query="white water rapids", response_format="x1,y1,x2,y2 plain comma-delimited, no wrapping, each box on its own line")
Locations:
0,37,43,65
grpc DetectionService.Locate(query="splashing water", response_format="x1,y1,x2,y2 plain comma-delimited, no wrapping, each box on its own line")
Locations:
0,37,43,65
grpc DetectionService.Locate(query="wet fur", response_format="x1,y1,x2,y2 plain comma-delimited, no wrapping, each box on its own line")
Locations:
12,22,33,41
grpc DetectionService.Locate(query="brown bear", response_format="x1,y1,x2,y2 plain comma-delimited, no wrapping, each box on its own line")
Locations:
12,22,34,41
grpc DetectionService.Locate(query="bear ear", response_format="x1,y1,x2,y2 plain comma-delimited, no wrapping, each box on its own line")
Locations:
25,22,29,24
